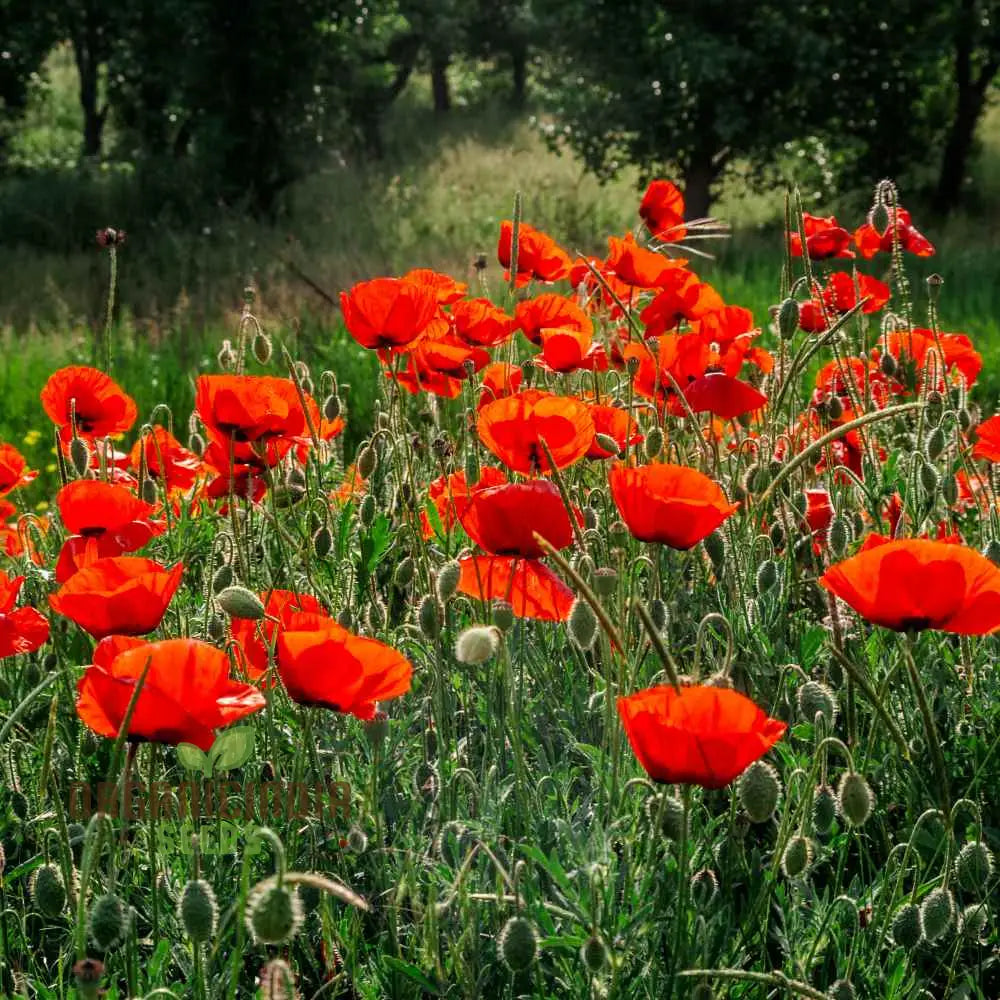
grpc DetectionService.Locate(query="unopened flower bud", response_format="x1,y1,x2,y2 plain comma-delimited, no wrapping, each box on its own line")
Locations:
436,561,461,603
920,886,956,942
323,394,341,421
778,298,800,339
568,598,598,650
593,568,617,595
357,445,377,479
755,559,778,595
595,433,621,457
216,586,265,620
418,595,442,638
643,425,664,460
30,862,67,917
956,841,993,896
455,625,500,664
828,516,850,557
812,784,837,835
797,680,838,727
179,878,218,942
781,835,813,879
960,902,989,941
919,460,939,497
826,394,843,421
891,902,922,949
704,530,726,567
580,934,608,973
211,564,234,594
880,351,898,378
690,868,719,907
70,436,91,478
347,826,368,853
828,980,857,1000
252,331,272,365
837,772,874,827
738,760,781,824
359,493,376,527
393,556,415,588
646,793,685,840
313,524,333,558
925,426,946,462
218,339,237,371
246,883,303,945
498,915,538,973
88,892,128,950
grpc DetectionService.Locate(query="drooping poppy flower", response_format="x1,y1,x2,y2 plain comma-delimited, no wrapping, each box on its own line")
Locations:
456,556,575,622
477,391,595,475
973,415,1000,463
49,556,184,639
617,684,787,788
402,268,468,305
497,221,571,286
787,213,854,260
0,444,37,496
41,366,138,440
231,589,329,682
639,271,724,337
609,462,739,549
477,363,523,411
276,613,412,719
605,234,685,289
0,570,49,658
854,206,935,259
451,298,515,348
129,426,204,493
421,466,507,539
684,373,767,420
639,179,686,240
586,403,643,459
196,375,308,446
76,636,266,750
514,294,592,346
459,480,579,558
54,479,164,582
819,537,1000,634
340,276,440,351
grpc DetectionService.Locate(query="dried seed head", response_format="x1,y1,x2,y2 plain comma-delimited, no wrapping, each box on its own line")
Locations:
179,878,218,942
455,625,500,665
738,760,782,824
498,915,538,973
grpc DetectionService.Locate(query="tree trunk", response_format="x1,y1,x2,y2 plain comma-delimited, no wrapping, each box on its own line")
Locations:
682,153,717,221
430,52,450,112
510,41,527,107
72,32,105,160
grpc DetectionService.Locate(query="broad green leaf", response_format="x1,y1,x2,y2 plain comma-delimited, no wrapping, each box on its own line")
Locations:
208,727,255,773
176,742,208,773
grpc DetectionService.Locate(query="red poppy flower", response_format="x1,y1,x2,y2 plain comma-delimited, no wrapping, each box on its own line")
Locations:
276,614,412,719
231,589,329,682
49,556,184,639
639,271,725,337
477,390,595,475
41,366,138,439
292,398,346,464
340,276,440,351
800,273,891,332
820,537,1000,634
451,298,515,348
804,488,834,547
331,463,367,506
568,255,634,308
618,684,787,788
881,329,981,390
385,358,464,399
129,426,204,492
514,294,592,346
535,326,601,373
639,179,686,240
854,206,935,259
973,415,1000,462
76,636,266,750
787,213,854,260
477,363,523,411
609,462,739,549
497,221,571,286
402,268,468,305
456,556,574,622
586,404,643,459
196,375,308,445
459,480,578,557
0,444,37,496
605,234,685,289
421,467,507,539
684,373,767,420
0,570,49,658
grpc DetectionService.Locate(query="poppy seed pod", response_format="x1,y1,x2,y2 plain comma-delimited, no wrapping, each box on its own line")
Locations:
89,892,128,950
30,862,67,917
498,915,538,973
593,568,618,596
207,613,226,642
837,772,874,826
492,600,514,632
920,886,956,942
891,902,922,949
246,883,303,945
777,298,800,339
797,680,838,727
738,760,782,824
781,835,813,879
179,879,218,942
568,598,598,650
455,625,500,665
956,841,993,896
436,561,462,603
812,784,838,835
216,586,266,620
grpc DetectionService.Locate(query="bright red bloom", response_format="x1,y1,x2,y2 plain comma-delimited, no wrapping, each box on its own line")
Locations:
639,179,686,240
820,537,1000,634
421,467,507,539
41,366,138,439
854,206,935,259
605,234,685,289
684,373,767,420
129,426,204,492
76,636,266,750
231,589,328,682
0,444,37,496
331,463,367,506
460,480,578,557
514,294,592,346
497,221,571,286
49,556,184,639
276,614,412,718
196,375,308,444
535,326,603,374
451,298,515,348
0,570,49,658
586,404,643,459
609,462,739,549
456,556,574,622
800,273,891,332
788,213,854,260
477,363,523,411
477,390,594,475
639,271,724,337
402,268,468,305
804,488,834,547
340,276,440,351
618,684,787,788
881,329,981,389
973,415,1000,462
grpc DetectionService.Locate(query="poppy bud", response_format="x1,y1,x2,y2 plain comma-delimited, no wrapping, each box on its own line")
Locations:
828,516,850,557
357,445,377,479
704,530,726,567
246,883,303,945
781,835,813,879
583,507,598,531
646,793,686,840
593,568,617,596
323,394,342,421
300,375,314,396
462,447,481,485
958,407,972,432
498,915,538,973
492,600,514,632
580,934,608,973
777,298,800,339
837,772,874,827
89,892,128,950
826,394,843,421
925,426,946,462
812,784,837,835
179,878,218,942
924,389,944,425
347,826,368,853
211,564,234,593
920,886,955,942
250,330,272,366
207,612,226,643
919,460,939,498
690,868,719,907
648,597,669,632
738,760,781,824
745,597,761,627
644,425,664,460
960,902,989,942
755,559,778,596
188,431,206,456
359,493,376,527
436,561,461,603
30,862,67,917
595,433,621,457
70,436,91,478
828,980,856,1000
366,598,386,630
956,841,993,895
336,607,353,630
769,522,785,549
73,959,105,1000
568,598,598,650
797,680,838,727
879,351,898,378
455,625,500,665
941,474,958,507
217,586,266,620
419,595,442,638
218,339,237,371
393,557,415,588
313,524,333,559
891,902,922,949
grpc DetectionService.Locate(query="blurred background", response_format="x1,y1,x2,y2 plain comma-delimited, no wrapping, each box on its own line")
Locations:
1,0,999,455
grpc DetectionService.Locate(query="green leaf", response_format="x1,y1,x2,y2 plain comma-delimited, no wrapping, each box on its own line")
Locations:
177,743,209,774
382,957,443,995
208,727,255,774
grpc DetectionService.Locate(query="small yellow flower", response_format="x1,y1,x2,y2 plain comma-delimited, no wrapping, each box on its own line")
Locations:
35,501,49,512
45,463,57,473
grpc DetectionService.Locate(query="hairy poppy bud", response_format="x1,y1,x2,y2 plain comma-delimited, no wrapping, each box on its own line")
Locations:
70,436,91,478
769,522,785,549
455,625,500,664
608,519,630,545
648,597,668,632
357,445,377,479
956,841,993,896
812,784,837,835
755,559,778,595
797,680,838,727
179,879,218,942
89,892,128,950
188,431,206,456
583,506,598,530
259,958,297,997
212,564,235,594
837,772,874,827
704,530,726,567
880,351,898,378
690,868,719,907
778,298,800,339
436,561,461,603
891,902,922,949
983,539,1000,567
781,835,813,879
217,586,265,620
580,934,608,973
828,980,856,1000
738,760,781,824
958,407,972,432
644,425,664,460
140,477,158,505
323,394,341,421
825,394,843,422
925,426,946,462
919,460,939,498
646,793,686,841
418,595,442,638
595,433,621,457
347,826,368,853
941,474,958,506
920,886,955,942
359,493,376,527
393,556,415,588
246,883,303,945
828,516,850,557
30,862,67,917
313,524,333,559
568,598,598,650
492,600,514,632
252,331,272,365
498,915,538,973
961,902,989,942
